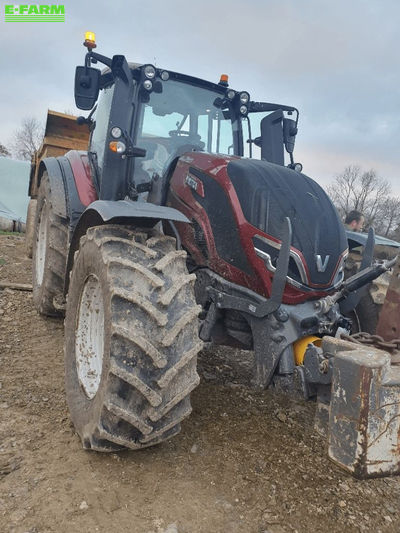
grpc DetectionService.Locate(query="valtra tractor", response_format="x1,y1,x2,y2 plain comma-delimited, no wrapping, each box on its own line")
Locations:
32,32,394,459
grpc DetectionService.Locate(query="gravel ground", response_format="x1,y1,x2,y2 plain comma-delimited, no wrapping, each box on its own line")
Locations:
0,233,400,533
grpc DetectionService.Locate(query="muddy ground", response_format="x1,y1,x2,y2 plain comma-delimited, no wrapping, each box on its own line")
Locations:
0,233,399,533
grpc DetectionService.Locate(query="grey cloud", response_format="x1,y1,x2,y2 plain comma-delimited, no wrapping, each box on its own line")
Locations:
0,0,398,191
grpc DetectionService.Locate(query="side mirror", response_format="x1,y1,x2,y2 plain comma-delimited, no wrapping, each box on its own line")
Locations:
74,66,100,110
260,110,284,166
283,118,298,154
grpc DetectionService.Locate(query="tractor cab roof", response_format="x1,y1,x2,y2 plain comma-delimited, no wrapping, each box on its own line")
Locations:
100,62,298,118
101,62,229,96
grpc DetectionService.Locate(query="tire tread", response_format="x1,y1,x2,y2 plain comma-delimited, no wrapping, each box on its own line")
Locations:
65,225,202,451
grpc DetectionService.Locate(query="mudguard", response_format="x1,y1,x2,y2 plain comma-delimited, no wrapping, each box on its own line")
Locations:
38,155,85,228
64,199,190,294
37,158,67,218
85,199,190,224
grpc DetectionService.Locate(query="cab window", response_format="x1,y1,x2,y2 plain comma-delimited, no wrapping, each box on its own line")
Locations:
90,85,115,176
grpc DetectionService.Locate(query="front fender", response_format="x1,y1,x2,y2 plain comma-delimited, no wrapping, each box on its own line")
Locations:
86,199,189,224
64,199,190,295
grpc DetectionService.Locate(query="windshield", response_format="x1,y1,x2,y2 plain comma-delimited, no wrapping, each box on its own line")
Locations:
135,79,235,180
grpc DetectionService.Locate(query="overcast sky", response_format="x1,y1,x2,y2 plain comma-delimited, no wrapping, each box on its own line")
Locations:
0,0,399,193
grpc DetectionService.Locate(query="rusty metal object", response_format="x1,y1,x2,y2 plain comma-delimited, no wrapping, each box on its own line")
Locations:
376,254,400,341
316,336,400,478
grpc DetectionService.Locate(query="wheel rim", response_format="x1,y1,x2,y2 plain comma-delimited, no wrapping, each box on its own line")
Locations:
35,201,47,286
76,274,105,399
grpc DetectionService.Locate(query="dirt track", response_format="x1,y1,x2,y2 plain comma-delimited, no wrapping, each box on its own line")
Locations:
1,234,400,533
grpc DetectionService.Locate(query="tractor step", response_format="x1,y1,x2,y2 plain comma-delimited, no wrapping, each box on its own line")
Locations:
315,336,400,478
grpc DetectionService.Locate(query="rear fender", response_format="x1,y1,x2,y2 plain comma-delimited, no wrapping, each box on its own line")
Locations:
64,150,97,207
64,199,190,295
37,158,68,218
37,154,87,228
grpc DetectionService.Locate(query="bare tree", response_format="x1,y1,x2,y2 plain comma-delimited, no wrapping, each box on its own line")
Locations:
12,117,44,160
0,143,10,157
327,165,360,216
380,197,400,237
391,224,400,242
327,166,393,233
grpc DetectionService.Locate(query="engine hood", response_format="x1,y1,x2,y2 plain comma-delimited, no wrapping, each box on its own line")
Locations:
227,159,348,288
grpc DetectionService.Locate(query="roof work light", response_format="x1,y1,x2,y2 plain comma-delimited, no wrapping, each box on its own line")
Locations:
84,31,97,50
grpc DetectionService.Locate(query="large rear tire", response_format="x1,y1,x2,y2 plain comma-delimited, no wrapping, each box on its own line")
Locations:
32,172,68,316
64,225,202,451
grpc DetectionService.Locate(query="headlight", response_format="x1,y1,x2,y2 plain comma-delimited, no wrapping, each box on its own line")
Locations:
160,70,169,81
239,91,250,104
144,65,156,79
110,127,122,139
143,79,153,91
226,89,235,100
109,141,126,154
240,105,248,115
294,163,303,172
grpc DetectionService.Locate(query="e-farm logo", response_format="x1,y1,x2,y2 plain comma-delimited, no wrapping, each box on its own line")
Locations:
4,4,65,21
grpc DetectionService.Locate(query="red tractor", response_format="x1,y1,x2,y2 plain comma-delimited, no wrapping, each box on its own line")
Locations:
32,33,389,452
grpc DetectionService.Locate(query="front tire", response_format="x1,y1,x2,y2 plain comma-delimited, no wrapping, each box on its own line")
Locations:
32,172,68,316
64,225,202,451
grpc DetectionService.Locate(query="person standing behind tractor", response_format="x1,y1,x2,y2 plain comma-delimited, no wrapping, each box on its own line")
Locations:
344,210,365,232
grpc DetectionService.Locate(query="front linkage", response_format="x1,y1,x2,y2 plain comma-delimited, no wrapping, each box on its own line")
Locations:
199,218,395,392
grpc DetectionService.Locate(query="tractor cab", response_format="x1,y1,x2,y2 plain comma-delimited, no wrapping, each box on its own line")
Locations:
74,32,301,203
